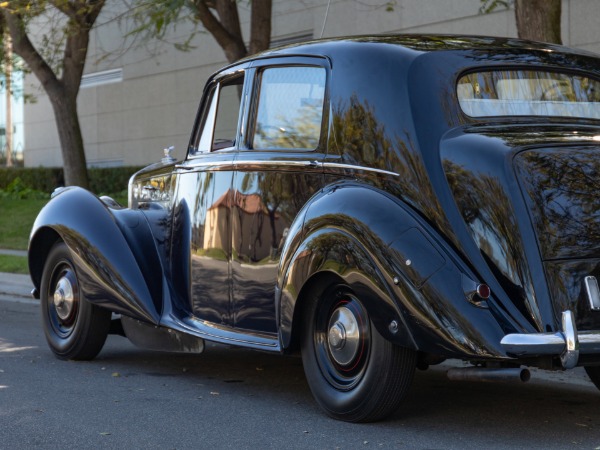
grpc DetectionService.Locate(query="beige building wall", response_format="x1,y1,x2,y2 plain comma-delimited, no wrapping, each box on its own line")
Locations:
22,0,600,168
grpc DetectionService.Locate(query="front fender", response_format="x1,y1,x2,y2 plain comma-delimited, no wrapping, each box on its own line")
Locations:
279,181,513,359
29,187,162,324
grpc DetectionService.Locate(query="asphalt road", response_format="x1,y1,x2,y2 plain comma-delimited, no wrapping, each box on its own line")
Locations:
1,296,600,449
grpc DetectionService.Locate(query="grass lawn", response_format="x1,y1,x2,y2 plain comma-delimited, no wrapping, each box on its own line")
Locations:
0,198,48,250
0,254,29,274
0,195,127,274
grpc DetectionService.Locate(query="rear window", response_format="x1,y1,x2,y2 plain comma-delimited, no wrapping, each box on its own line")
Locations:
457,70,600,119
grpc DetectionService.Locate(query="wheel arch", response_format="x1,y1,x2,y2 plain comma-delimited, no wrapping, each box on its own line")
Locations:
280,227,417,353
28,187,162,324
29,226,62,295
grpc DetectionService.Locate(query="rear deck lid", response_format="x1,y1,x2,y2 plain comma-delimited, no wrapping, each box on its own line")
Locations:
515,146,600,261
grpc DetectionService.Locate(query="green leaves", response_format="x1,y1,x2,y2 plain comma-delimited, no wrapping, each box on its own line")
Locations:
479,0,512,14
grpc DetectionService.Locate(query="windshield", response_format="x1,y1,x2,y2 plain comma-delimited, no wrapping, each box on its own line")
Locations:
457,70,600,120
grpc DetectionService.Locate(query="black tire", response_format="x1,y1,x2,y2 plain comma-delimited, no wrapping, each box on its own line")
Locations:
301,283,416,422
584,366,600,390
40,242,111,360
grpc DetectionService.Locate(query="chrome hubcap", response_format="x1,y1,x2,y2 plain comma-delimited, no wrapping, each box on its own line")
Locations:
53,276,75,321
327,306,360,366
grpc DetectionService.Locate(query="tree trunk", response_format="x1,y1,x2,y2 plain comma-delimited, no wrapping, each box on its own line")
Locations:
3,29,12,167
47,86,89,188
515,0,562,44
249,0,272,55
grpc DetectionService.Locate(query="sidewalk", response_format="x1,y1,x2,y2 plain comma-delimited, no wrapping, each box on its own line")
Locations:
0,271,34,302
0,248,33,301
0,249,27,257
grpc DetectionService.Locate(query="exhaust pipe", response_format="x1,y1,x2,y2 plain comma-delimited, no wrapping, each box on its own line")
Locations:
447,367,530,383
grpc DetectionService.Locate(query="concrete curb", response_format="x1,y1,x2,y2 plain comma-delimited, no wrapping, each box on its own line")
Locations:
0,249,27,257
0,271,34,299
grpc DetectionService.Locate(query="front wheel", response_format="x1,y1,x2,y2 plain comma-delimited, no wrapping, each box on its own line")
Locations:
41,242,111,360
301,284,416,422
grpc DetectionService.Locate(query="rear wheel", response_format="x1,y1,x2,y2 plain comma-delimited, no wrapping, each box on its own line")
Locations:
301,283,416,422
584,366,600,390
41,242,111,360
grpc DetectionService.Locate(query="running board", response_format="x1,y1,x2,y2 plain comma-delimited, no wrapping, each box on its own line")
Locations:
122,316,205,353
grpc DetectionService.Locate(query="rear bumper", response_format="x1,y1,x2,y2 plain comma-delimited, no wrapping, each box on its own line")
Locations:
500,310,600,369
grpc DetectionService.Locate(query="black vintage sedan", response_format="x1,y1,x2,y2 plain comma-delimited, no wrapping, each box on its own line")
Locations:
29,35,600,422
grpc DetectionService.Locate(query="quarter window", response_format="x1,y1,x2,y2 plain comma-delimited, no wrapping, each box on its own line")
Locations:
253,66,326,150
196,74,244,153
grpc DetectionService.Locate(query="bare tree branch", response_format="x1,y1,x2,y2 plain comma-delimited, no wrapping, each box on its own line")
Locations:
1,9,60,93
191,0,246,62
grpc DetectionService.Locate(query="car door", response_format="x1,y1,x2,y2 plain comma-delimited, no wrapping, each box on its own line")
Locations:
170,66,247,326
231,57,330,334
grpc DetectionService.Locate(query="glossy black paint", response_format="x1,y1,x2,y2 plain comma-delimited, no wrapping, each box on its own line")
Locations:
30,188,161,324
29,35,600,368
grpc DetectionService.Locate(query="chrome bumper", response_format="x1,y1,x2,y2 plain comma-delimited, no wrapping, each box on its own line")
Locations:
500,310,600,369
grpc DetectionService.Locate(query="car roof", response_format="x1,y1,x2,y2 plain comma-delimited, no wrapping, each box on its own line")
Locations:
258,34,599,60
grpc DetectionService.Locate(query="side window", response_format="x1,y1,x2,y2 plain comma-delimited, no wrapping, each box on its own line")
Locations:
196,74,244,153
197,87,217,152
253,66,326,150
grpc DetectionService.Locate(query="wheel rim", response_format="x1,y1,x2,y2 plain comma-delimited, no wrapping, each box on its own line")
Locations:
327,306,361,366
315,289,370,390
47,263,80,338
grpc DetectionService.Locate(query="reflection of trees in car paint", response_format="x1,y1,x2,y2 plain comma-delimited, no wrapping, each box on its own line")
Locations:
231,169,320,333
330,94,451,237
515,148,600,259
443,159,540,328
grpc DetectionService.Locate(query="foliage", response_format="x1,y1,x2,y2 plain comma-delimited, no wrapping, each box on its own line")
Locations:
129,0,272,63
0,166,143,195
0,177,49,199
88,166,144,195
0,168,63,193
0,1,108,187
479,0,512,14
127,0,200,52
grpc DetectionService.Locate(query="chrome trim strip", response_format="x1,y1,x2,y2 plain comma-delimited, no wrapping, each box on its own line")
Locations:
234,159,320,169
322,162,400,177
162,314,280,350
177,159,400,177
585,276,600,311
175,160,237,172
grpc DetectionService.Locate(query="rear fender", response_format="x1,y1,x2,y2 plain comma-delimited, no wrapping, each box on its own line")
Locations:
278,182,511,359
29,187,162,324
279,227,417,350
